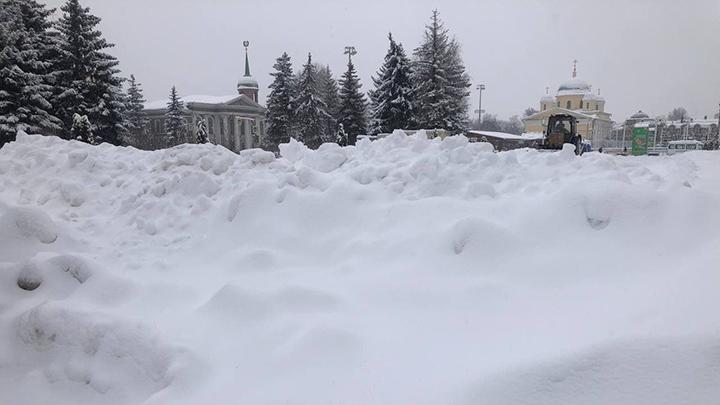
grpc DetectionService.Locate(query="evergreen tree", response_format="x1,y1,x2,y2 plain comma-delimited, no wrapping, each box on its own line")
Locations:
125,74,148,147
336,123,348,146
370,32,415,134
264,52,294,149
164,86,185,145
316,64,340,141
316,65,341,119
53,0,127,145
412,10,471,133
70,113,93,143
291,53,332,149
338,58,368,145
195,118,208,144
668,107,689,122
0,0,62,146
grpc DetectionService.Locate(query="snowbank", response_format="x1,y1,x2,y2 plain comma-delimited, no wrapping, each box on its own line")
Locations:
1,132,719,404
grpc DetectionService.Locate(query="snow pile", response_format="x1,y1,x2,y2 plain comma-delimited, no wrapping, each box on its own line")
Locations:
1,132,719,404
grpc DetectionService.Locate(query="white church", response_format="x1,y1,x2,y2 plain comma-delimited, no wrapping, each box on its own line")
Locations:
139,42,267,152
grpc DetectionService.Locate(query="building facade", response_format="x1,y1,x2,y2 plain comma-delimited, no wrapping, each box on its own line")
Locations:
523,62,613,148
610,110,719,149
136,42,266,152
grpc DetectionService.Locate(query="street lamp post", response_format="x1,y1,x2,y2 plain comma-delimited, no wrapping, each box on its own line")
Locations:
344,46,357,63
476,84,486,127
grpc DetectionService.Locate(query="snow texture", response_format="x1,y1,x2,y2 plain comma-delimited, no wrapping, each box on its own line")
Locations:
1,131,719,404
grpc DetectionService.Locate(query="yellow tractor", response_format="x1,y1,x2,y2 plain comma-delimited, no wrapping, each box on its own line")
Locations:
540,114,584,155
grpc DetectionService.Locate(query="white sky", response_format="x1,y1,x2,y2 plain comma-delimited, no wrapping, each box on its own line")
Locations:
42,0,720,121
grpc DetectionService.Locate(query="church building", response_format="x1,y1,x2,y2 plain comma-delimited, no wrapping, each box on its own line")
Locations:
139,42,267,152
523,62,613,148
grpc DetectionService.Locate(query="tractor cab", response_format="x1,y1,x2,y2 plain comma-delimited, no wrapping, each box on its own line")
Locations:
542,114,583,155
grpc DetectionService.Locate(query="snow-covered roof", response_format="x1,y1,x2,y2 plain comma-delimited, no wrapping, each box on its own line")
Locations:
558,78,590,91
665,119,718,128
468,130,544,140
557,89,591,97
144,95,239,110
583,93,604,102
237,76,259,90
630,110,650,120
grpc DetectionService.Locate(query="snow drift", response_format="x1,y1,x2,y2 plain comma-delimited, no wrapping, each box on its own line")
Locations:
1,131,719,404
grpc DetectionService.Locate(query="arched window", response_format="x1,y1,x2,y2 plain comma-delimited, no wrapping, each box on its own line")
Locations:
595,103,599,110
566,100,571,109
543,104,547,111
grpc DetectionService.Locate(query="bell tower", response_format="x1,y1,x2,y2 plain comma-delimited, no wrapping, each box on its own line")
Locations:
237,41,259,102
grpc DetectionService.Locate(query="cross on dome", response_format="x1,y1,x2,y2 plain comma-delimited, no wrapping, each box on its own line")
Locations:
572,59,578,78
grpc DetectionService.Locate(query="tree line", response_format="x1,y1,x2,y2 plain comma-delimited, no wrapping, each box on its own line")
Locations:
263,10,471,150
0,0,145,147
1,2,472,151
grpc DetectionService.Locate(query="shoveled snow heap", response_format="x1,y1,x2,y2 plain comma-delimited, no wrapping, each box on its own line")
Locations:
1,131,719,405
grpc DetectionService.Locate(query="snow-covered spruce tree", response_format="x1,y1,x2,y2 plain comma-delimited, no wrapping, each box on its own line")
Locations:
412,10,471,134
53,0,127,145
164,86,185,146
70,113,93,144
291,53,332,149
338,58,368,145
336,123,348,146
316,65,341,118
195,118,208,144
0,0,62,146
370,32,415,135
125,74,148,147
264,52,294,150
316,65,340,140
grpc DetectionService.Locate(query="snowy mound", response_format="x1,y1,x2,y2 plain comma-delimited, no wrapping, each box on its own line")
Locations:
1,132,719,404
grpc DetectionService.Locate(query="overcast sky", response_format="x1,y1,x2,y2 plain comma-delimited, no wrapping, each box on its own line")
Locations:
43,0,720,121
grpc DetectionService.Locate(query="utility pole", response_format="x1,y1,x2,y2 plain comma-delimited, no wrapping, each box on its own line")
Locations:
475,84,485,127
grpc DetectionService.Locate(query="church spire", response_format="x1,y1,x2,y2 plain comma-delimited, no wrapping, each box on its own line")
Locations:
237,40,259,101
243,40,251,77
572,59,578,78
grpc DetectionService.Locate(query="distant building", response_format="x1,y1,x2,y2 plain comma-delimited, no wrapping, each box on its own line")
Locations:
137,42,266,152
523,61,613,148
610,110,719,149
660,119,718,148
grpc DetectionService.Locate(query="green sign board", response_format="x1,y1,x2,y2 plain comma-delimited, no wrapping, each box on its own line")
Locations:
632,127,648,156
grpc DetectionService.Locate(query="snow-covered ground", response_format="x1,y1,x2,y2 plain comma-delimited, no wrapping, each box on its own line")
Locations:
1,131,719,405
